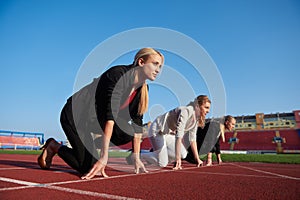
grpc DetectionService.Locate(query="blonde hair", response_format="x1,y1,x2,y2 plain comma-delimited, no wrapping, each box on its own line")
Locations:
133,48,164,115
195,95,211,128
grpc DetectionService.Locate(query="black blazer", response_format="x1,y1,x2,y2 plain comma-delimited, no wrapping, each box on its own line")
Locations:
70,64,144,134
95,64,144,133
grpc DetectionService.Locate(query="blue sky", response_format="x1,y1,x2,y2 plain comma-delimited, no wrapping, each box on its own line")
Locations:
1,0,299,140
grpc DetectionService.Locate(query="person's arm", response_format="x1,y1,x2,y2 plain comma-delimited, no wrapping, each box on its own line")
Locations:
190,140,203,167
131,133,148,174
173,137,183,170
81,120,114,179
133,133,142,153
188,125,202,166
100,120,114,164
173,108,188,170
220,124,225,143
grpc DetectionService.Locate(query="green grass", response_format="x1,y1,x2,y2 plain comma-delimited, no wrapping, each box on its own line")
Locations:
201,153,300,164
1,149,300,164
0,149,42,155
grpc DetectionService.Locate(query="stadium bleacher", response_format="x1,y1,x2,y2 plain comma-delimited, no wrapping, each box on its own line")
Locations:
220,129,300,153
279,129,300,151
0,130,44,150
110,128,300,154
109,137,152,151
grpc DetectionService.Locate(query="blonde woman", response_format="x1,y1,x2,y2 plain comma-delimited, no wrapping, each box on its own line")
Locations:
38,48,164,179
141,95,211,169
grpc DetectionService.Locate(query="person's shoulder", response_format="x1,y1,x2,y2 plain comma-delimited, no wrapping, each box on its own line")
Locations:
210,117,223,123
106,64,134,74
102,64,134,81
176,105,194,117
208,118,222,127
177,105,190,112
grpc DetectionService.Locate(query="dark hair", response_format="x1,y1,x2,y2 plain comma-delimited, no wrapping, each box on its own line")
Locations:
195,95,211,107
225,115,234,123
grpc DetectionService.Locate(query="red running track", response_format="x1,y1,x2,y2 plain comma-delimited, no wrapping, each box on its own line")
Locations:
0,154,299,200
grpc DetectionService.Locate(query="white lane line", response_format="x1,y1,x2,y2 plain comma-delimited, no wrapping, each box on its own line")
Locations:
0,176,141,199
174,170,282,179
48,185,141,200
46,166,209,188
0,185,35,191
44,165,197,186
0,167,26,170
48,169,170,186
0,177,43,186
229,163,300,180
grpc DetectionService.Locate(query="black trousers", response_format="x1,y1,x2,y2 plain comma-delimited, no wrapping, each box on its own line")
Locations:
210,139,221,154
58,100,134,175
185,131,206,164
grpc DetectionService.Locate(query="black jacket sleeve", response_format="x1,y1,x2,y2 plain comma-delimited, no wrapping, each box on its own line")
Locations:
96,65,129,122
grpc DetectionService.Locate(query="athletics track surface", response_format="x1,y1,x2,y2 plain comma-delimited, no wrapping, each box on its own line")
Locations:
0,154,299,200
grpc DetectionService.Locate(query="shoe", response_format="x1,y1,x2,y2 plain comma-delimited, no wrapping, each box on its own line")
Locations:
37,138,58,169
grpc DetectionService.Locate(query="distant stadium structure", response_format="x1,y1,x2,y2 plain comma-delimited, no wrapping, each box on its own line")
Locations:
234,110,300,130
0,130,44,150
222,110,300,154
